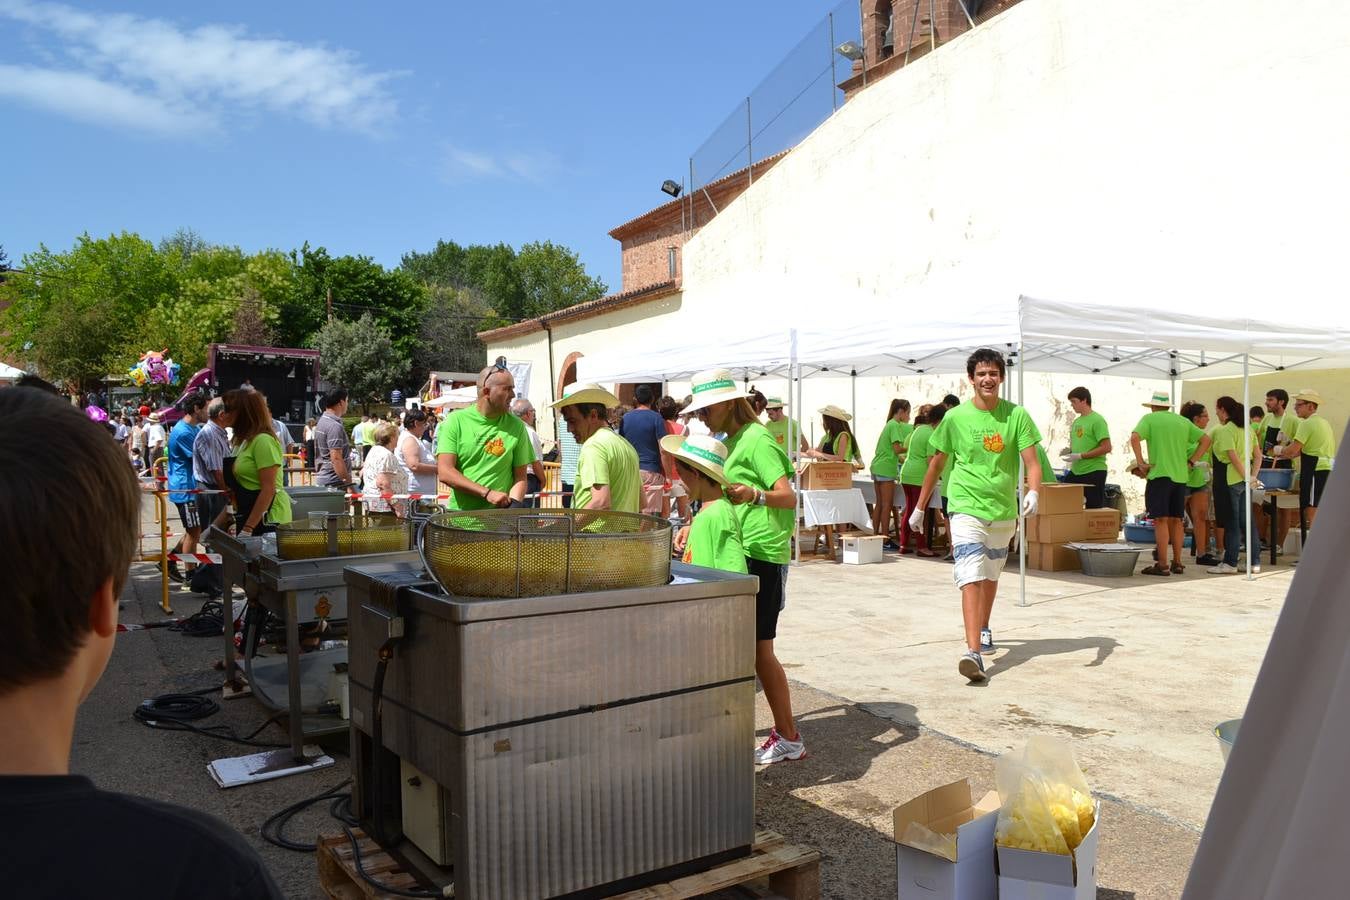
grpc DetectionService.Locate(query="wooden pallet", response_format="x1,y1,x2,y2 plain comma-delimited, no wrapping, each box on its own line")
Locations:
317,828,820,900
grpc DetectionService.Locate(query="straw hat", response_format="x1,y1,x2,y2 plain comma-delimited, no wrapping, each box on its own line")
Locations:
679,369,751,415
1294,388,1323,407
1141,391,1171,409
660,433,729,486
765,397,785,410
551,382,620,409
148,411,162,423
819,404,852,422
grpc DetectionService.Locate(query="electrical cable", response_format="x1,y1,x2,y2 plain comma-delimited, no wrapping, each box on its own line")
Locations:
168,599,225,637
342,824,447,898
132,692,288,748
259,778,353,851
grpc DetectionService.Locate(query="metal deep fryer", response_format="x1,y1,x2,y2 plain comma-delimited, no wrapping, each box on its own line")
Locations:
343,509,759,899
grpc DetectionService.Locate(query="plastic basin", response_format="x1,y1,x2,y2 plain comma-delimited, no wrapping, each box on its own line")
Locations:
1214,718,1241,762
1123,522,1154,543
1257,469,1295,491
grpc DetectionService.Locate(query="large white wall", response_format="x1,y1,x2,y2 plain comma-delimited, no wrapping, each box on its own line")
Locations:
681,0,1349,307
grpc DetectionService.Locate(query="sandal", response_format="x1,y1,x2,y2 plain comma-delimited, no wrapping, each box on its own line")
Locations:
1140,564,1171,576
1170,562,1185,574
917,549,939,558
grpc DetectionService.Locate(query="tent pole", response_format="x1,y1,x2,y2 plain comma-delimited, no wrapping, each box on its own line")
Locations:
1243,353,1252,580
1018,341,1028,608
792,331,801,567
851,369,857,428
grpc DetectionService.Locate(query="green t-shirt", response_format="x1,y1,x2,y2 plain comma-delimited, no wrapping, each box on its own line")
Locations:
1132,410,1204,484
574,426,641,513
1186,433,1209,489
233,434,293,525
764,416,800,452
820,430,861,462
929,399,1042,522
680,499,747,574
1069,411,1110,475
1035,445,1058,484
1294,413,1336,470
723,422,795,564
1210,422,1249,486
870,419,907,479
939,445,955,497
435,406,536,510
898,425,934,486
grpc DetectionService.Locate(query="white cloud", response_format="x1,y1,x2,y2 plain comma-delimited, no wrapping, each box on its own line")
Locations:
0,0,400,135
442,144,560,183
0,63,212,134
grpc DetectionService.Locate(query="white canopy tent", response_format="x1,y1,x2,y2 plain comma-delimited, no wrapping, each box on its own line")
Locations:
578,272,1350,586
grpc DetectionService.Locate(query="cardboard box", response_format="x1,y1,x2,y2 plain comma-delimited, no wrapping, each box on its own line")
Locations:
893,779,1000,900
1037,483,1086,516
1025,513,1089,544
1026,542,1082,572
1082,508,1121,541
801,461,854,491
997,804,1100,900
842,534,883,565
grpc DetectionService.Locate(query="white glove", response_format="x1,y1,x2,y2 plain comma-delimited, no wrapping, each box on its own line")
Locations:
907,505,925,533
1064,452,1083,464
1191,459,1210,471
1021,490,1039,518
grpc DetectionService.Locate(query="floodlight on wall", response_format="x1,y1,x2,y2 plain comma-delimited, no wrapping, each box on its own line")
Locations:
661,179,683,198
835,41,864,61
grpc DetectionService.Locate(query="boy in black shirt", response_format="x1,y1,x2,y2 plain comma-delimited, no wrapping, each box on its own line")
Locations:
0,387,282,899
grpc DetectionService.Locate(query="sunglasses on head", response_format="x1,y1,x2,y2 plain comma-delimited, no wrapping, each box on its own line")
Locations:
479,356,509,390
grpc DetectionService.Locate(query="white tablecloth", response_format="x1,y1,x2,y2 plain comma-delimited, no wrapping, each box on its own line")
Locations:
802,489,873,530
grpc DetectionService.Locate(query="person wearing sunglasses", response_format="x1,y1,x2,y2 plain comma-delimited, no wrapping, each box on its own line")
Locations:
435,358,535,510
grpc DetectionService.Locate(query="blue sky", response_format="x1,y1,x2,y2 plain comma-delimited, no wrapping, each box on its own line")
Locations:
0,0,841,292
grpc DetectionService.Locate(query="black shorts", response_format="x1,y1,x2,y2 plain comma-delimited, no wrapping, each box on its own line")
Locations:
174,500,201,531
1144,477,1186,519
1065,470,1108,508
746,557,787,642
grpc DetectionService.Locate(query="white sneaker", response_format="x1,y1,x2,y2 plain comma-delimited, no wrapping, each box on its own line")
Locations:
1207,562,1238,574
754,727,805,765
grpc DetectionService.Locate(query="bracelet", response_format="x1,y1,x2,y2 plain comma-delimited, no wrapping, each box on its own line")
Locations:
755,489,767,506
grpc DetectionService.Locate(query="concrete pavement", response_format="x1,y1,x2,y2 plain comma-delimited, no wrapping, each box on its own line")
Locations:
776,550,1287,828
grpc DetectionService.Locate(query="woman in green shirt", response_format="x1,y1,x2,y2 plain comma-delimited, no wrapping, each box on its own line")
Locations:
1180,402,1218,565
897,406,939,555
805,405,861,466
869,399,912,550
222,388,292,536
678,368,802,767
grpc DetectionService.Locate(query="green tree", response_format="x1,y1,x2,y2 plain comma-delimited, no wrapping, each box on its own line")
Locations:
412,285,495,381
0,232,178,391
515,240,607,317
293,245,426,365
400,238,605,323
312,313,409,408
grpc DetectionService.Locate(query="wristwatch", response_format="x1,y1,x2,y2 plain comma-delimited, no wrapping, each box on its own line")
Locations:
754,489,767,506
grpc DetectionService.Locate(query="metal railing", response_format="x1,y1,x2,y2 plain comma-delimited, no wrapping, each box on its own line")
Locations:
686,0,1016,195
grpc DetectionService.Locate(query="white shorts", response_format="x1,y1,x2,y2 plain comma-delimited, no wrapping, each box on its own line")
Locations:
669,479,688,499
950,513,1016,589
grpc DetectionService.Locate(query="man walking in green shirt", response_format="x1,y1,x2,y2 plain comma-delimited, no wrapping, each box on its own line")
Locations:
553,383,641,513
436,360,535,510
1059,387,1112,508
910,349,1043,683
1130,391,1212,576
